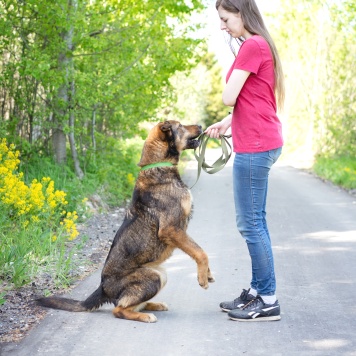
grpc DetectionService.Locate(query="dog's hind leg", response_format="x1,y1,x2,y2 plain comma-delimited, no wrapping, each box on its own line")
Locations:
142,266,168,311
111,267,167,323
112,305,158,323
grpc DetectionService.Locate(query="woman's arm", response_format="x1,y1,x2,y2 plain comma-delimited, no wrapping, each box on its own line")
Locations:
204,69,250,138
222,69,250,106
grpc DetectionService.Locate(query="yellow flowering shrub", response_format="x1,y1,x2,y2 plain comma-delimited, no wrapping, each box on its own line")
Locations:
0,138,78,241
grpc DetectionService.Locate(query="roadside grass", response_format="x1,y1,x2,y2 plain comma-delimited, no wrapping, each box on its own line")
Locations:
313,155,356,191
0,222,87,290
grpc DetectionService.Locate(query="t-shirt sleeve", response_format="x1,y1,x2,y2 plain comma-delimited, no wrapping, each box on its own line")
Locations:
233,39,262,74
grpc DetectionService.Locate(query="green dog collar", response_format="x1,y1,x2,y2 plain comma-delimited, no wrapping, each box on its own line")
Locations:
141,162,174,171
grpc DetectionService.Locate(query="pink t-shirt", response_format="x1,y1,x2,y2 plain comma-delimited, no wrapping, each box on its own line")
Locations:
226,35,283,153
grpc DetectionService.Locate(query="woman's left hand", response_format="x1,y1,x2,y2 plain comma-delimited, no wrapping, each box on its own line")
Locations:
204,114,232,139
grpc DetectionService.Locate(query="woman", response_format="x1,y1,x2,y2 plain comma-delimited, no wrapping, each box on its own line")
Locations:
205,0,285,321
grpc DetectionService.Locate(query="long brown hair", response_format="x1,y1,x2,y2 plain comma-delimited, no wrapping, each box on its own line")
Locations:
216,0,285,111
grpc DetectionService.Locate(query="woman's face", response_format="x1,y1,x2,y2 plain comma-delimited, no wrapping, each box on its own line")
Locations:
218,6,246,38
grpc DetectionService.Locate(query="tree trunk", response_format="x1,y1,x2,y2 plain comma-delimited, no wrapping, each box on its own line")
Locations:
68,113,84,179
52,0,78,165
68,80,84,179
67,0,83,178
52,125,67,163
91,105,97,164
52,77,68,164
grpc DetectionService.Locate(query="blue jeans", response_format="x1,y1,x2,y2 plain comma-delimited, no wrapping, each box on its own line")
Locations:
233,147,282,296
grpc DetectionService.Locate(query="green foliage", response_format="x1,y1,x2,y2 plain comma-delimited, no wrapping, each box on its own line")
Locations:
269,0,356,158
84,134,143,206
0,0,206,155
162,52,226,128
313,156,356,190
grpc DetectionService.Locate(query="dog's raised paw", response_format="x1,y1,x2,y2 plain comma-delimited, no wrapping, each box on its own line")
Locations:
198,278,209,289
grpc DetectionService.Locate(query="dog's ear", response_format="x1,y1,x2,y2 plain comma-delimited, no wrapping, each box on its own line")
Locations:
158,121,172,141
160,121,172,133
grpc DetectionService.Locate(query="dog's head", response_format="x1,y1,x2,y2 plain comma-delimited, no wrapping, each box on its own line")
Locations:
158,120,202,151
138,120,202,167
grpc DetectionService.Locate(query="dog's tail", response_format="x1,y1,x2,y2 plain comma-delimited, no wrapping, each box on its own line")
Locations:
36,285,107,312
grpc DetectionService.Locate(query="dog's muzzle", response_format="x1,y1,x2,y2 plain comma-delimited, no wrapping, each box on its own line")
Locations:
188,138,201,149
187,126,203,149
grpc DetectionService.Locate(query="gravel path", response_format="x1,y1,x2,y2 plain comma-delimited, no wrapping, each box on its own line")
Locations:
0,207,126,344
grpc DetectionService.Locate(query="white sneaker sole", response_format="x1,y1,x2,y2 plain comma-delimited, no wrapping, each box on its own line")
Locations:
229,315,281,322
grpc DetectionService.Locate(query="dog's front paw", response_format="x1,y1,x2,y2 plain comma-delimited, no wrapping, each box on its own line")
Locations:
199,281,209,289
198,275,209,289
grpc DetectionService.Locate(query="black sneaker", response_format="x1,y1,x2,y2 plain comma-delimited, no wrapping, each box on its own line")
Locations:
219,289,255,312
228,295,281,321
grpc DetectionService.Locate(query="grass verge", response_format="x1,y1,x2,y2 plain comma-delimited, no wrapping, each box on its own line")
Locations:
313,155,356,191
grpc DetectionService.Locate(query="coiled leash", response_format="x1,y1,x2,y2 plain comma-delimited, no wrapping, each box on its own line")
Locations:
191,133,232,188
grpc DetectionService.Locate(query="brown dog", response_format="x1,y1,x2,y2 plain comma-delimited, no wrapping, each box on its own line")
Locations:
37,120,214,323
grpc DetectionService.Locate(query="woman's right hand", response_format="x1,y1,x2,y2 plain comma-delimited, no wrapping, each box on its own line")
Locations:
204,114,232,139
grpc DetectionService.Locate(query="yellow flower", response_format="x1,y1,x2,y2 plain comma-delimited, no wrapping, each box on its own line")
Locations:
0,138,78,241
127,173,135,186
62,211,79,240
31,215,40,223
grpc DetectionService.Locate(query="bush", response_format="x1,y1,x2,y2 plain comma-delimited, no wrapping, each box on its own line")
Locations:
0,139,79,287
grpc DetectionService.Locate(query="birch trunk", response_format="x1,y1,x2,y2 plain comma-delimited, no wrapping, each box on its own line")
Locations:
53,0,83,179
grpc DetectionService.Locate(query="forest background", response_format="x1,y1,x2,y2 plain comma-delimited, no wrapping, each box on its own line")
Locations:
0,0,355,294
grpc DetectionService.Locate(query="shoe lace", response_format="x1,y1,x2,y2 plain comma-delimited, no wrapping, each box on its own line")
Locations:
233,289,248,304
241,295,263,310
